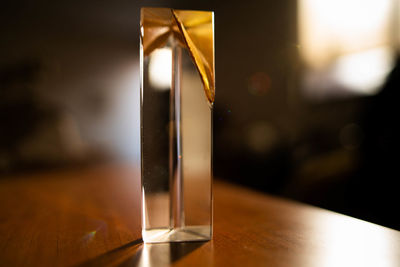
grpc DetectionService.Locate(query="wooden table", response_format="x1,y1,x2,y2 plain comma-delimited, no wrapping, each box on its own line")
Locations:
0,164,399,266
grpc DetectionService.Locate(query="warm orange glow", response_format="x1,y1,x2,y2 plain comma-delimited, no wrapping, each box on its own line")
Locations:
299,0,394,68
332,47,394,94
298,0,398,96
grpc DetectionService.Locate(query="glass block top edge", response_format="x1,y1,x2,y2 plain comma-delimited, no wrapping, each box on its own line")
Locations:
141,7,214,15
140,7,215,105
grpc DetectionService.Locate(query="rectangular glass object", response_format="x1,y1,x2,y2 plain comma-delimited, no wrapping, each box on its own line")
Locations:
140,8,215,243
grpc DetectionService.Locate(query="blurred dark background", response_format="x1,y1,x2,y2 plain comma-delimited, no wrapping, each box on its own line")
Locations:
1,0,399,229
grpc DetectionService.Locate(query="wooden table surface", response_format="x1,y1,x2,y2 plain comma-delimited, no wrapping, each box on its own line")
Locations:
0,164,399,266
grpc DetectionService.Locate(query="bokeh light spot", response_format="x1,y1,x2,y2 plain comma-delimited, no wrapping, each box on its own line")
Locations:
248,72,271,96
246,121,279,154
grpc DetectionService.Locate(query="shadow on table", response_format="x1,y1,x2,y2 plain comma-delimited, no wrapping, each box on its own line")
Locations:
78,238,205,266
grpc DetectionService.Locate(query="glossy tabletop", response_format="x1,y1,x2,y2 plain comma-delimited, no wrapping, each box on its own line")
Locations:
0,165,399,266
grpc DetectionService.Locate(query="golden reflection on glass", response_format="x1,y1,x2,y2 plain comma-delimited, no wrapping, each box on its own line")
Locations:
141,8,215,104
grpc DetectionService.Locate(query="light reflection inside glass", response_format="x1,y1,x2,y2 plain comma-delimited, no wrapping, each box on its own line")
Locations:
148,48,173,90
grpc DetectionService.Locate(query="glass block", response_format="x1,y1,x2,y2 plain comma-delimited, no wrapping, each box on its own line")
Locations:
140,7,214,243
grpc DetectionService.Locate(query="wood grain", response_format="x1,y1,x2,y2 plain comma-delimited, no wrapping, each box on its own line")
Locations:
0,164,399,266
